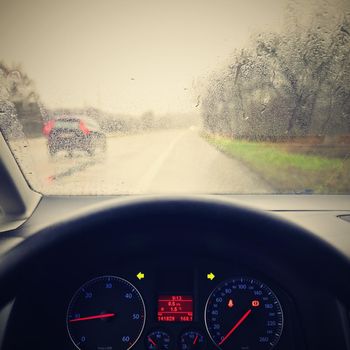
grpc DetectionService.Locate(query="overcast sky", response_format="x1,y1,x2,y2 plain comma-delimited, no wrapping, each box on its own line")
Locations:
0,0,288,115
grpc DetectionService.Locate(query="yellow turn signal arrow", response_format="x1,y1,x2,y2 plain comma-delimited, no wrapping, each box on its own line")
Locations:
136,272,145,280
207,272,215,280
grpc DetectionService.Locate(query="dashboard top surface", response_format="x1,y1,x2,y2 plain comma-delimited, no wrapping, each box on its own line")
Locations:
2,195,350,258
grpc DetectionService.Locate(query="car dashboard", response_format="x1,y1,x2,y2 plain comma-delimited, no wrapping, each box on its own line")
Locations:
6,259,303,350
0,195,350,350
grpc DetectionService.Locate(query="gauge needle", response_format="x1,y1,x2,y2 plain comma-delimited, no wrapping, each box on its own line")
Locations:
193,335,198,345
218,309,252,346
69,313,116,322
148,337,157,348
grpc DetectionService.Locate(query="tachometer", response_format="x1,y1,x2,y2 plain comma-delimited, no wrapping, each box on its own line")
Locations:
205,277,283,350
67,276,145,350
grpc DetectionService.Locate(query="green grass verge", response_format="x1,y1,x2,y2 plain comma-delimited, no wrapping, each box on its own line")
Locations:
203,133,350,194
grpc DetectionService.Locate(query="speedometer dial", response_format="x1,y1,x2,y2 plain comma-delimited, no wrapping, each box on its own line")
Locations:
205,277,283,350
67,276,145,350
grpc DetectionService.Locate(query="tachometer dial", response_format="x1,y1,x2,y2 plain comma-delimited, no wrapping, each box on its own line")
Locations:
205,277,283,350
67,276,145,350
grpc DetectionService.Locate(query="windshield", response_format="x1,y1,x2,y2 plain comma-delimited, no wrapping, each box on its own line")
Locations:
0,0,349,194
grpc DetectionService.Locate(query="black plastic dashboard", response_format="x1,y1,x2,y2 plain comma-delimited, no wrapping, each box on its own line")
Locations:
0,195,350,350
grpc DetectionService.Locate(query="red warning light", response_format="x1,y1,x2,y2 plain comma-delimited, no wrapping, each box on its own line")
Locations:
252,300,260,307
227,299,234,308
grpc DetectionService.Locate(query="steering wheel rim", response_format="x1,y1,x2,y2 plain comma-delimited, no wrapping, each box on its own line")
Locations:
0,196,349,309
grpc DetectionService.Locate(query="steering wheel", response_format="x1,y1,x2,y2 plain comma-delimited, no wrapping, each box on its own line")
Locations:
1,197,349,310
1,197,350,350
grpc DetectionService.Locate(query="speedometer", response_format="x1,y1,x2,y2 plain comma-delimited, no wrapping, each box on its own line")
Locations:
67,276,145,350
205,277,283,350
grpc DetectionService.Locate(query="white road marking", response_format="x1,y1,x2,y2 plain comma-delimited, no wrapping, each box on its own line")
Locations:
134,130,187,193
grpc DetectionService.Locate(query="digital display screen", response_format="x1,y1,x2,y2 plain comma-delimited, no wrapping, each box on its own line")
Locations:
157,295,193,322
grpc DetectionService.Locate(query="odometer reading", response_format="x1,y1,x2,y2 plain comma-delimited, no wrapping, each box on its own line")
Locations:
157,295,193,322
205,277,283,350
67,276,145,350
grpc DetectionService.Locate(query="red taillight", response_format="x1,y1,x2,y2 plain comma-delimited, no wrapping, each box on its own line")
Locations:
79,120,90,135
42,120,55,136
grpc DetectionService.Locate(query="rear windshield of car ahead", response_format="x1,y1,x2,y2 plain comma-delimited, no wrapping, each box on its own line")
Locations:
54,121,80,129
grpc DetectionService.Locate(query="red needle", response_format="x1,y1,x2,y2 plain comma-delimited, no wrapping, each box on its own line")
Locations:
148,337,157,348
193,335,199,345
218,309,252,346
69,313,116,322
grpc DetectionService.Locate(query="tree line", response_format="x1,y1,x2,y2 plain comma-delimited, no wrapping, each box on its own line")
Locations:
201,0,350,140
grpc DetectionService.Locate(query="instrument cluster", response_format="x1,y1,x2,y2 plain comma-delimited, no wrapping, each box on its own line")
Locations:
65,263,294,350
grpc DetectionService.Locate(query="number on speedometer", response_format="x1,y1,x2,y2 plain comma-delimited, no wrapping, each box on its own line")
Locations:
67,276,145,350
205,277,283,350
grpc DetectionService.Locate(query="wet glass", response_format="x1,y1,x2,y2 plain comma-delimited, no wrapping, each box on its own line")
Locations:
1,0,349,194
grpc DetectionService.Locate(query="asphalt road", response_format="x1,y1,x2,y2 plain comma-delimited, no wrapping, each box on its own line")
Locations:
21,128,273,194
